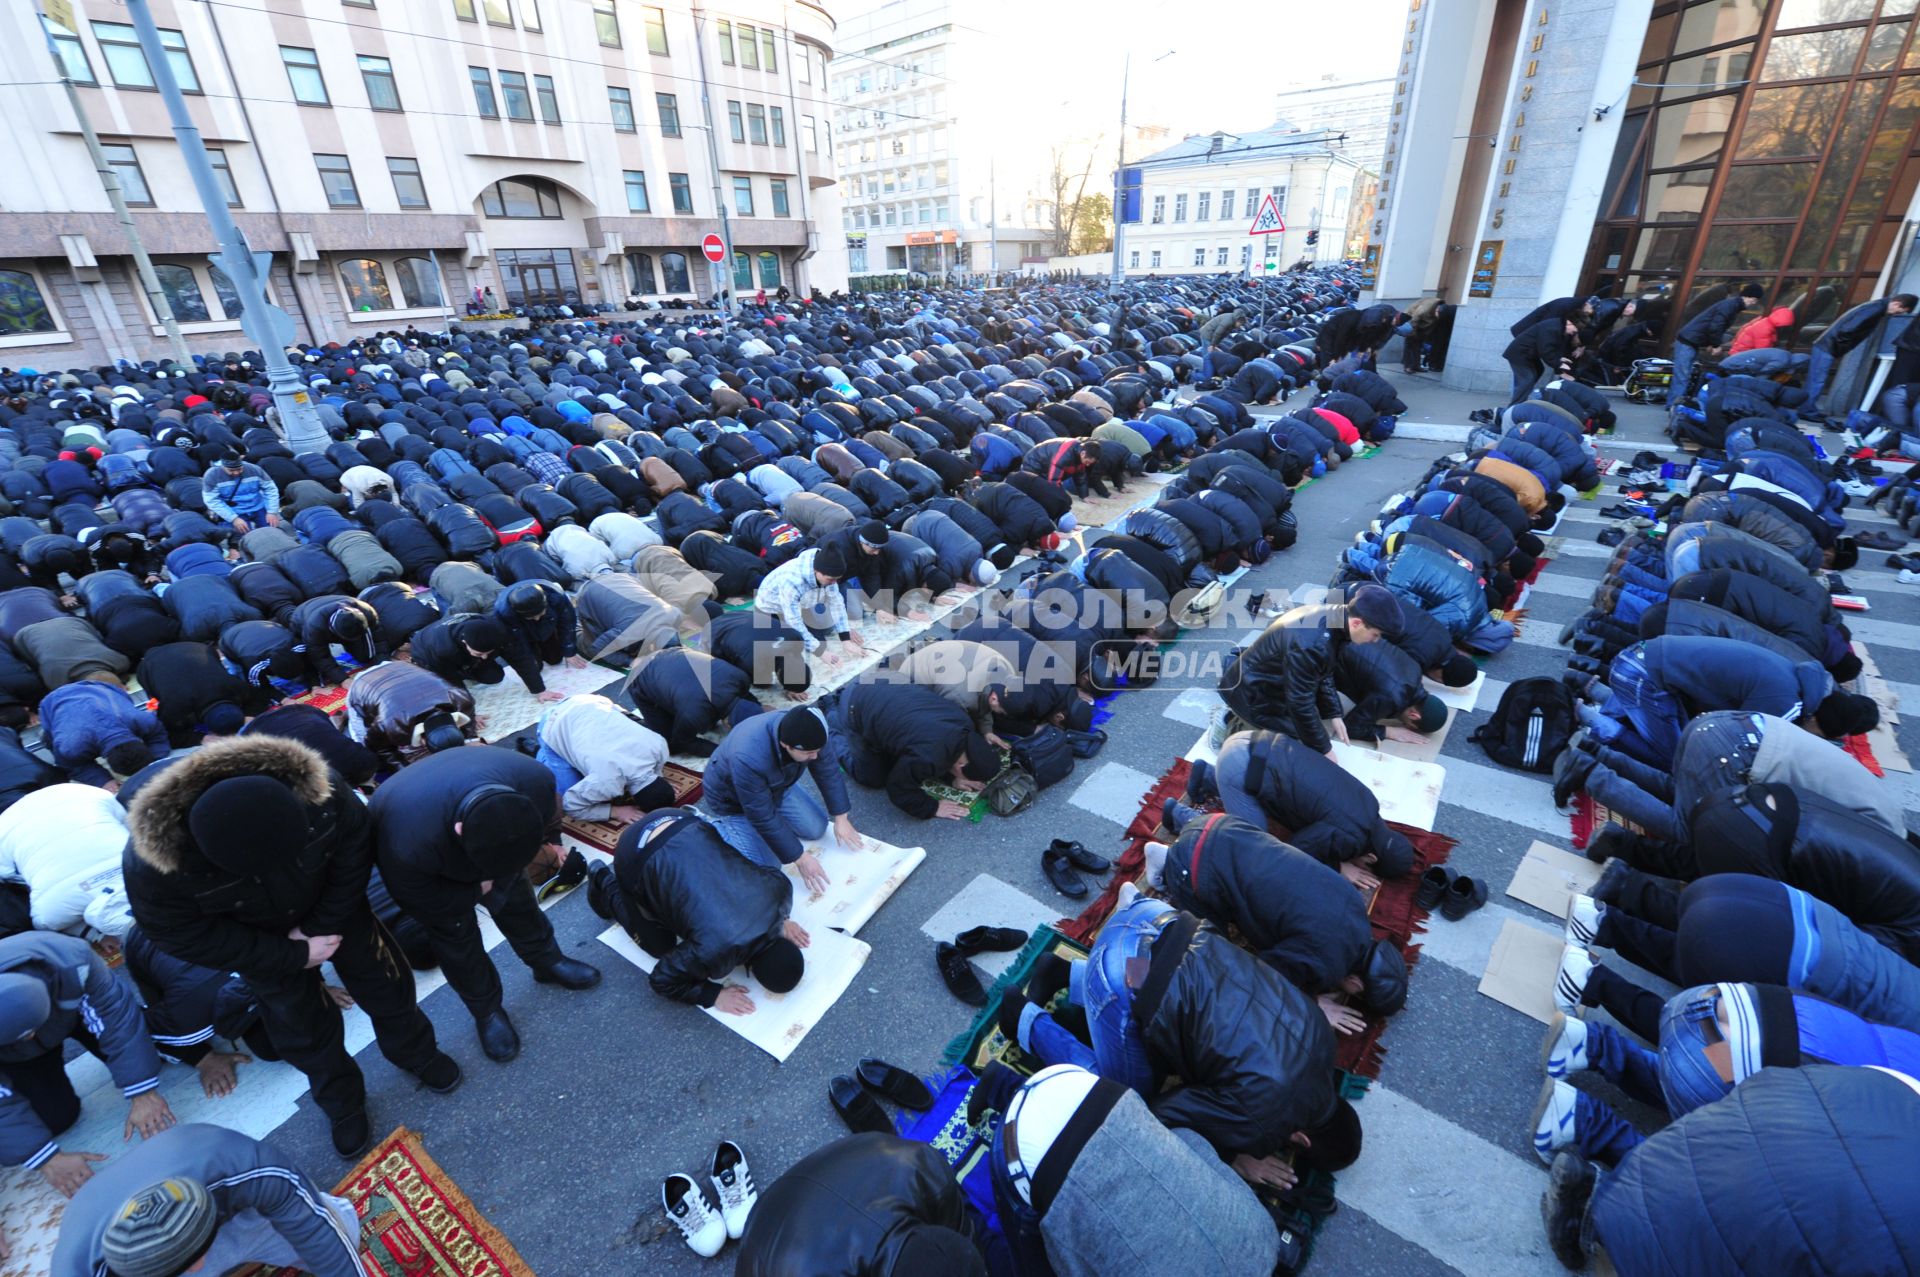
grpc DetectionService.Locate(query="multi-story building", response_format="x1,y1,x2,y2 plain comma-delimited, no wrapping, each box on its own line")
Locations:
1271,76,1395,173
7,0,844,366
1115,124,1366,276
829,0,1056,278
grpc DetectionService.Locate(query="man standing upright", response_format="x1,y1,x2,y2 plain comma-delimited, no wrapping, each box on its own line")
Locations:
1670,284,1764,409
200,451,281,534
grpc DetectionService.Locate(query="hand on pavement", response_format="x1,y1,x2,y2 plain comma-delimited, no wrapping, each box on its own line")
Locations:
715,986,756,1016
782,919,811,948
609,805,644,824
196,1051,253,1098
1382,725,1425,744
125,1091,176,1140
795,850,830,894
40,1151,104,1197
1229,1153,1297,1191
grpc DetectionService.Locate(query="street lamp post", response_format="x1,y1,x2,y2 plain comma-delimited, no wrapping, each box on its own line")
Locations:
123,0,328,454
1109,49,1173,291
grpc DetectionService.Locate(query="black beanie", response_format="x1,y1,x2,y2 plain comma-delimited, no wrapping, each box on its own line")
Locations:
813,545,848,579
459,616,509,651
1830,651,1864,684
1300,1096,1364,1172
777,707,827,751
749,936,804,993
190,775,306,874
1814,691,1879,738
456,786,546,874
1439,652,1477,687
1346,583,1403,634
961,731,1001,783
858,520,889,548
1637,600,1669,638
1412,693,1449,734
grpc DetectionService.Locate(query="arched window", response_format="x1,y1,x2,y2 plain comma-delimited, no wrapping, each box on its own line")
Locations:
732,249,752,291
339,258,394,311
0,270,57,335
659,252,691,293
756,252,780,287
628,252,656,295
479,177,563,219
206,264,244,318
392,256,443,308
154,264,210,322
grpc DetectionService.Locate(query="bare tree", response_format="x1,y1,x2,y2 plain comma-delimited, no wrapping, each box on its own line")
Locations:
1048,140,1104,257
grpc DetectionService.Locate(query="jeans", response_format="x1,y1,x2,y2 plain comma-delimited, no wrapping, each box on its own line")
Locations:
1669,342,1699,411
990,1124,1055,1277
1800,344,1835,417
1212,733,1268,830
1881,382,1914,430
1020,895,1171,1097
704,785,829,869
1508,358,1539,406
1589,645,1685,767
534,722,584,796
1584,757,1679,843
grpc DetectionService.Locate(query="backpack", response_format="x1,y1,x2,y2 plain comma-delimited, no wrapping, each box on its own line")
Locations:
984,764,1037,816
1010,725,1075,788
1470,675,1575,773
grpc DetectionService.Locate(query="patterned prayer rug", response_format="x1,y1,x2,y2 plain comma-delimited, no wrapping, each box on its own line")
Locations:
555,762,705,854
245,1127,533,1276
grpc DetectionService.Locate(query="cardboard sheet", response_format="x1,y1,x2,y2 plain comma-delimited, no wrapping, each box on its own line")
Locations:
1478,918,1566,1024
764,585,985,707
471,661,624,741
1373,715,1457,765
785,832,926,936
1425,670,1486,714
1504,840,1603,919
1329,741,1446,832
596,921,870,1062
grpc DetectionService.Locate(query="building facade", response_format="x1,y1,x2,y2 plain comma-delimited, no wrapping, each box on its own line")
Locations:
1271,76,1395,173
1368,0,1920,398
828,0,1057,278
10,0,845,367
1116,125,1366,277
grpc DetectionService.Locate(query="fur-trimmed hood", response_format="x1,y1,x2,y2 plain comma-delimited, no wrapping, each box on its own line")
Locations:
128,734,331,874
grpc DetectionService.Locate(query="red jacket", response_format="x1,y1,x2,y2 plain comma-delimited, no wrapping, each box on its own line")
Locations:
1729,307,1795,355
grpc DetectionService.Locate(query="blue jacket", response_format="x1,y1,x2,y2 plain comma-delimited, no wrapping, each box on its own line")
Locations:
164,541,231,581
1676,295,1749,347
1382,536,1487,639
1637,635,1832,724
1589,1065,1920,1277
489,582,576,693
1794,993,1920,1076
38,680,170,786
700,710,850,864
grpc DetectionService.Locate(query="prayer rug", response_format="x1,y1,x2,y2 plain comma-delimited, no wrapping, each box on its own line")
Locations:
922,776,988,822
556,763,705,854
284,683,349,716
471,663,623,742
245,1126,533,1277
1842,732,1886,778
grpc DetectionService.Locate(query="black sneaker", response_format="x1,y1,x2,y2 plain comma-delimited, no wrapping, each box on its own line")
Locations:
935,941,987,1006
332,1110,373,1159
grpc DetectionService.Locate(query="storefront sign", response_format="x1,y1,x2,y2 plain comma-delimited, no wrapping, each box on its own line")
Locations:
1469,240,1503,298
904,230,957,246
1361,244,1380,289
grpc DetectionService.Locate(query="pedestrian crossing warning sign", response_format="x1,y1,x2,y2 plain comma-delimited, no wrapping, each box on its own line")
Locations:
1247,193,1286,235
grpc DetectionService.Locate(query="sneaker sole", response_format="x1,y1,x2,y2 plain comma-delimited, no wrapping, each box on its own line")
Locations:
1538,1011,1569,1076
1529,1077,1567,1164
1554,957,1589,1012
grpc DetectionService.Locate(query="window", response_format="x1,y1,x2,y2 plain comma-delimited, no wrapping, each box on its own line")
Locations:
92,22,199,92
1197,192,1211,221
760,29,777,72
748,104,768,145
1150,195,1165,223
660,251,691,292
728,101,745,143
1220,189,1235,220
627,252,657,295
495,248,580,306
470,68,498,118
799,41,811,83
718,19,735,64
1270,185,1288,214
534,74,559,124
1174,194,1188,222
593,0,620,47
359,55,400,112
609,87,635,132
208,266,242,319
155,264,210,322
1129,250,1140,268
499,70,533,121
670,172,693,213
739,22,759,69
479,177,562,218
343,0,374,7
1150,250,1162,268
1216,247,1229,266
1245,188,1259,216
757,251,780,287
770,106,786,146
388,157,428,209
1193,248,1206,266
207,148,241,207
644,6,668,54
315,154,359,207
481,0,511,26
733,176,754,215
102,144,152,206
393,257,443,308
281,47,328,106
521,0,541,31
770,178,790,216
42,18,93,84
624,170,650,212
0,270,61,337
339,259,394,312
733,249,752,290
1240,244,1252,266
804,115,818,152
453,0,476,19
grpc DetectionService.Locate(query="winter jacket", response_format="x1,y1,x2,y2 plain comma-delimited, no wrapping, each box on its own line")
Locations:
1334,637,1427,743
241,703,379,789
0,932,159,1168
1729,306,1796,354
1226,730,1412,874
626,649,754,755
1161,813,1370,995
199,462,281,523
734,1133,974,1277
0,726,62,813
287,595,383,687
1503,318,1571,367
971,481,1056,547
124,736,371,980
701,709,849,864
38,679,168,787
612,810,790,1007
1504,418,1598,491
537,694,668,821
1675,295,1749,347
842,682,975,819
1677,491,1824,573
1588,1065,1920,1277
0,784,133,936
326,530,403,590
430,560,502,617
369,746,559,916
1383,535,1492,640
373,515,447,579
1813,297,1893,356
162,575,262,643
490,581,576,692
1635,635,1832,724
344,660,475,770
357,581,441,650
137,641,254,735
588,511,662,560
575,574,679,662
229,560,302,626
1218,605,1345,753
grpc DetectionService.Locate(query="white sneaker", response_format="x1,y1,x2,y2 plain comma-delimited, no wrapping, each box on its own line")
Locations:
1564,895,1604,948
1842,478,1877,498
1539,1012,1590,1079
1900,569,1920,586
663,1173,727,1258
1530,1078,1580,1164
709,1141,758,1241
1553,945,1594,1014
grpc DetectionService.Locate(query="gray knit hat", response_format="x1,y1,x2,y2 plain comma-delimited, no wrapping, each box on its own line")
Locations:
101,1177,217,1277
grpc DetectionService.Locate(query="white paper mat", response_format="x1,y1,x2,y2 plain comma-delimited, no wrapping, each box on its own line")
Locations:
1330,741,1446,831
471,661,624,741
1426,670,1486,713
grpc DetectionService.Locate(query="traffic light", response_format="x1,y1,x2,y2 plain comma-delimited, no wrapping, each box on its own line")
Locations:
1306,229,1320,246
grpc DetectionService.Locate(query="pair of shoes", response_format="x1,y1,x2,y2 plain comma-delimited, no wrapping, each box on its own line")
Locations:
1539,1011,1590,1079
1531,1077,1581,1165
1564,894,1604,946
1631,450,1665,471
1553,945,1594,1014
1441,875,1487,920
663,1141,758,1258
1597,503,1638,520
1042,839,1109,897
1541,1151,1599,1268
1552,749,1599,809
331,1110,373,1159
533,956,602,990
828,1074,895,1135
536,848,589,901
477,1009,520,1062
1889,553,1918,570
852,1058,934,1110
935,942,988,1006
1595,526,1626,547
1416,866,1456,910
953,925,1027,955
416,1052,462,1095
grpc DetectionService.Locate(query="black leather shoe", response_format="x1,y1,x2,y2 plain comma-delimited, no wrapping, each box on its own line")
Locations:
953,925,1027,955
586,863,615,922
1415,866,1457,910
828,1075,893,1135
417,1052,462,1094
1441,874,1488,921
1552,749,1598,809
1042,847,1087,898
1050,839,1111,873
857,1058,934,1110
935,941,987,1006
477,1009,520,1062
533,957,601,990
332,1110,372,1159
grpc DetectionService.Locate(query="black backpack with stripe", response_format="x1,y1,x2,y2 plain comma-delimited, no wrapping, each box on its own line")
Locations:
1471,676,1575,773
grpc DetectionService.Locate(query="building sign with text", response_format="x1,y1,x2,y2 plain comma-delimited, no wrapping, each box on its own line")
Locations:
1469,240,1503,298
